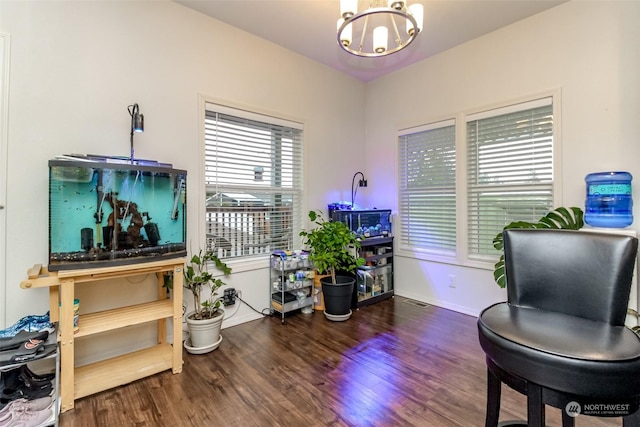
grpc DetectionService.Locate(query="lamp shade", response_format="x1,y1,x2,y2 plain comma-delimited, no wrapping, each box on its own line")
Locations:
133,113,144,133
340,0,357,18
338,18,352,47
407,3,424,35
373,26,388,54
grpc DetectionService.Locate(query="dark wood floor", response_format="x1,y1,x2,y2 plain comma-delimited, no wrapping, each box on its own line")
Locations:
59,297,620,426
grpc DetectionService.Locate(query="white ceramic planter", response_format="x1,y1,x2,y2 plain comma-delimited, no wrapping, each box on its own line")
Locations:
184,308,224,353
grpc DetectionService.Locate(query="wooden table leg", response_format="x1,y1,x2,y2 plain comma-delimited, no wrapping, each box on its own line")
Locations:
59,278,75,412
157,273,167,345
172,263,183,374
48,286,59,323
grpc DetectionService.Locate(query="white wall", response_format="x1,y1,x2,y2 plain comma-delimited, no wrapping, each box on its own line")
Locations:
3,0,639,358
0,0,366,361
365,1,640,315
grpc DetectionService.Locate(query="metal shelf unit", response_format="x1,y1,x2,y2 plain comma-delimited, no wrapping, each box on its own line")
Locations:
356,236,394,308
0,328,59,426
270,251,314,323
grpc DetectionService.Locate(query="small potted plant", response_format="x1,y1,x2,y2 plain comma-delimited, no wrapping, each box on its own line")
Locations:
300,210,365,321
183,250,232,354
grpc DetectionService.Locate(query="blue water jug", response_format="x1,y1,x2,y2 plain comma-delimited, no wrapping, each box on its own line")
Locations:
584,171,633,228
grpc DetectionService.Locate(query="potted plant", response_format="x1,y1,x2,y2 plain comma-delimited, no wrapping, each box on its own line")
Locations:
300,210,365,321
183,250,232,354
492,207,584,288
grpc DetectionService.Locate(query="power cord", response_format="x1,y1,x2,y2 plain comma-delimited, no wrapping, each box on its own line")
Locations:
182,291,271,323
236,293,271,316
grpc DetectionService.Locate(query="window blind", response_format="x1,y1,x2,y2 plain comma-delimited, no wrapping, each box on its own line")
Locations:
466,98,553,258
204,105,303,259
398,120,457,254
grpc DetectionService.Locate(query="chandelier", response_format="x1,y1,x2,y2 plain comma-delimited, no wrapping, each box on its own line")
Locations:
337,0,424,58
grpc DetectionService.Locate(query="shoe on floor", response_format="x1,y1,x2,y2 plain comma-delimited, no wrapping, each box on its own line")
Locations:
0,396,53,420
0,405,52,427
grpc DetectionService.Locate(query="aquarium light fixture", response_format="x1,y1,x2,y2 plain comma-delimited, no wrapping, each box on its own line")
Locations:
128,103,144,164
337,0,423,58
351,171,367,208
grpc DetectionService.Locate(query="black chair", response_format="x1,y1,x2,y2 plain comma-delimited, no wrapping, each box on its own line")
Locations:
477,228,640,426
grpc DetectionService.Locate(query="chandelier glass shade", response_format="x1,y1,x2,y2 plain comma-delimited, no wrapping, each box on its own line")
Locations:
337,0,424,58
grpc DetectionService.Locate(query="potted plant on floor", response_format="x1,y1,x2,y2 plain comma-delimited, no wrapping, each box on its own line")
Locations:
183,250,232,354
300,210,365,321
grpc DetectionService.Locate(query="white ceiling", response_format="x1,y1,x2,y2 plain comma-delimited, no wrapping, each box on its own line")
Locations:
175,0,566,82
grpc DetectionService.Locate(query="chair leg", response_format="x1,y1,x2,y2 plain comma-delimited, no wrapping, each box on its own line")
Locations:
623,410,640,427
486,367,502,427
561,408,575,427
527,382,545,427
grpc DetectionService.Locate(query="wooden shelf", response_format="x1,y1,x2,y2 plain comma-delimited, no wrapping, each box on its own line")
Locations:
74,300,174,338
21,258,184,412
74,343,173,399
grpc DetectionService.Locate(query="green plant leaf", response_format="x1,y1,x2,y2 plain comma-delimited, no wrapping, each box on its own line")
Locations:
492,207,584,288
493,256,506,289
300,210,365,282
183,249,231,319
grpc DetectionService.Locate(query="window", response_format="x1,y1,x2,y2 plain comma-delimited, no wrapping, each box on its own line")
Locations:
466,97,554,259
398,120,457,254
204,103,303,259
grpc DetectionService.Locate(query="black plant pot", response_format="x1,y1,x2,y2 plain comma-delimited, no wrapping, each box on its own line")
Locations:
321,275,355,317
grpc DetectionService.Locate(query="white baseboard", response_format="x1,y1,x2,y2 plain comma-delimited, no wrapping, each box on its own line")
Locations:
393,290,480,317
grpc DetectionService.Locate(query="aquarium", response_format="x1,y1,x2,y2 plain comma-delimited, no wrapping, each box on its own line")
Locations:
330,209,392,239
48,159,187,271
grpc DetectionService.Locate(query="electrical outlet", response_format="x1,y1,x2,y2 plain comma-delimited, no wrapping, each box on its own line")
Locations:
359,179,368,187
447,275,456,288
223,288,237,306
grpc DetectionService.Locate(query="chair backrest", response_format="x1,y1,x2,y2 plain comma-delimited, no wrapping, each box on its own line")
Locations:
503,228,638,325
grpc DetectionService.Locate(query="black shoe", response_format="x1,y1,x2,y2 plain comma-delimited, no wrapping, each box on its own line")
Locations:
0,381,52,403
0,340,56,367
2,367,52,391
0,368,52,396
19,365,54,383
0,330,49,351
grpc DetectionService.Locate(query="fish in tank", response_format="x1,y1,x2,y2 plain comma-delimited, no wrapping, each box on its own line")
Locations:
48,159,187,271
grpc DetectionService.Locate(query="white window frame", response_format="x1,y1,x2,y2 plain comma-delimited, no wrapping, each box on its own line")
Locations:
198,98,304,269
465,96,556,263
397,119,458,259
396,91,561,269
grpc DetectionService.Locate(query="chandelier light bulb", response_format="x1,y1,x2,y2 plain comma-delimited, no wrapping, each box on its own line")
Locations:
373,26,388,54
340,0,357,19
337,18,352,47
407,3,424,36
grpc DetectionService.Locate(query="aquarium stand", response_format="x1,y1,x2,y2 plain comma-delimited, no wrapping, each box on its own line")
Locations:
20,258,185,412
